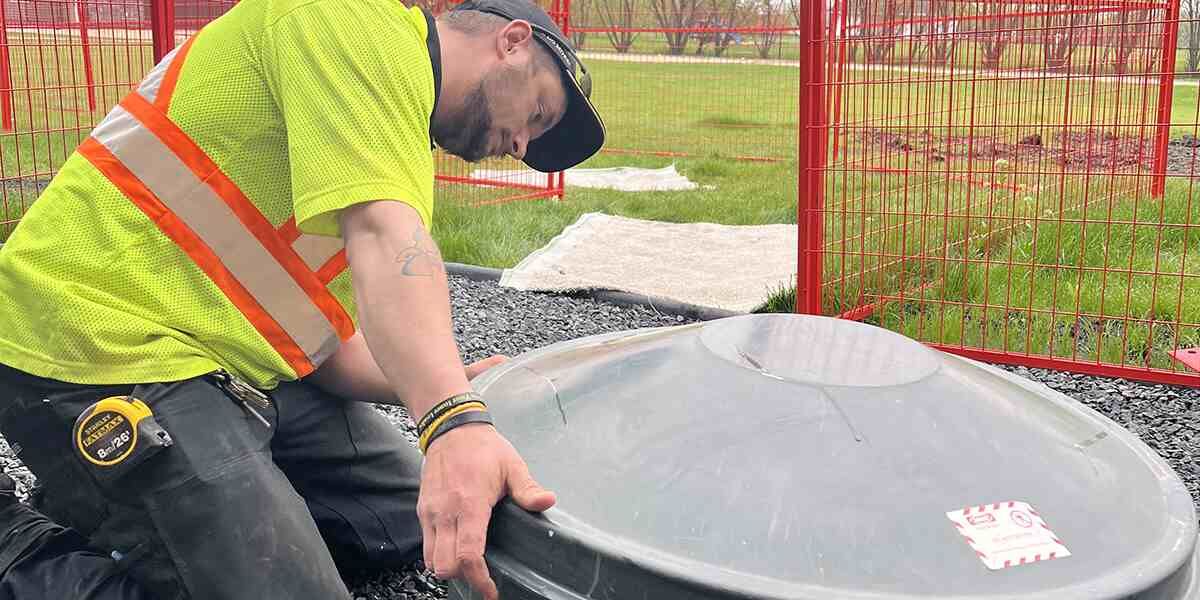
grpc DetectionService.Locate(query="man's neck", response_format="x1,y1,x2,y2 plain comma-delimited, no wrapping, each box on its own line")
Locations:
432,21,491,126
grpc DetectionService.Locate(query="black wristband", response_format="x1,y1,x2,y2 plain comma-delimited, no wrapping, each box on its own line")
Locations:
421,410,494,454
416,391,486,434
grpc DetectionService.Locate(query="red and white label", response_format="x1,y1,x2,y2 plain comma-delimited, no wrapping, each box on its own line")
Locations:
946,501,1070,570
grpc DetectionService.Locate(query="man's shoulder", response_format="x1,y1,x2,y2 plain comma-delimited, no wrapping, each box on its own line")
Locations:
264,0,427,37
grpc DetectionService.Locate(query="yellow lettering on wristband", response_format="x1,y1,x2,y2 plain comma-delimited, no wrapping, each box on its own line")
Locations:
418,402,486,452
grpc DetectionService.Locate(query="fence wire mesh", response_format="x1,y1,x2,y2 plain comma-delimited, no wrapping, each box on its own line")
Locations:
805,0,1200,384
0,0,158,239
569,0,801,162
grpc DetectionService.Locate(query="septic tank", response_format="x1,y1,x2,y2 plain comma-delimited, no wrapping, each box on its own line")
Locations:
451,314,1199,600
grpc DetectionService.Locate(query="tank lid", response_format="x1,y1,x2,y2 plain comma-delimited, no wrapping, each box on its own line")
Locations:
472,315,1197,599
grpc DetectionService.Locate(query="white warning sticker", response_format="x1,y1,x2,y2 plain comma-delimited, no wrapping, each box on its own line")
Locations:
946,501,1071,570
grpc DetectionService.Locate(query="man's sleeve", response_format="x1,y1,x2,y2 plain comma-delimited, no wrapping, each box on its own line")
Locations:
262,0,436,237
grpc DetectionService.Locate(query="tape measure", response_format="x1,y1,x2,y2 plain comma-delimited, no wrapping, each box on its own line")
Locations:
73,396,173,480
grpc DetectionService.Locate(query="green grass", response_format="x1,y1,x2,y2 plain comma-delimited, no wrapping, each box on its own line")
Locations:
434,152,797,266
816,168,1200,370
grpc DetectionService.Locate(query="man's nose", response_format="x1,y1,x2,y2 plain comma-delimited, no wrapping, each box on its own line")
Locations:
509,133,528,160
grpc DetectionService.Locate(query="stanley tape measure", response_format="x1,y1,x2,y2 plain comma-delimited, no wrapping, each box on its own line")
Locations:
73,396,173,479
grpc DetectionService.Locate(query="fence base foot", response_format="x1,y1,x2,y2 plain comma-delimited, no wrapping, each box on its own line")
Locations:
1169,348,1200,372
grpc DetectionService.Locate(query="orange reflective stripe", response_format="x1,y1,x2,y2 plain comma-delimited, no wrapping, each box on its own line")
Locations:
278,218,301,245
119,92,355,343
91,104,341,369
77,137,315,377
155,35,197,112
316,250,348,286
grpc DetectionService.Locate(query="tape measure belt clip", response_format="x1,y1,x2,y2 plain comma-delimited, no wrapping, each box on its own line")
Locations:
72,395,173,482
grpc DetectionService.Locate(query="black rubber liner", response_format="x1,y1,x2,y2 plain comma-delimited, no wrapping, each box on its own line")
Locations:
444,262,741,322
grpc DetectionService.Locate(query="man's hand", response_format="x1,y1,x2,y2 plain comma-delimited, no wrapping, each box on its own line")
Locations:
419,424,556,600
339,202,546,599
465,355,508,381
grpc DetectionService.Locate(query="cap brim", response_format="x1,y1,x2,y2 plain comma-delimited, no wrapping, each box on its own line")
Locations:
523,75,605,173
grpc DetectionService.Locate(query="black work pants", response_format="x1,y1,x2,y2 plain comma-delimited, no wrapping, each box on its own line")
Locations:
0,364,424,600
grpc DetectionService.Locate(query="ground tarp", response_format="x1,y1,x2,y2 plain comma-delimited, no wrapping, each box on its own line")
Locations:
499,212,796,313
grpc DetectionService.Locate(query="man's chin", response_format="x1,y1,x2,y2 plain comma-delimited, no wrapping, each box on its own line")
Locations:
442,145,488,164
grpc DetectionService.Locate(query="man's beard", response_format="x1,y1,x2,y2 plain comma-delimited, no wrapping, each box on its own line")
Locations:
432,82,494,163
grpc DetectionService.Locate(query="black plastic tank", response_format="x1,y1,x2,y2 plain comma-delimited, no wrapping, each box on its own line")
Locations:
452,314,1199,600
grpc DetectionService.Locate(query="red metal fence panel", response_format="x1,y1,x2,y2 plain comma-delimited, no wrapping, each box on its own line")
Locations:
0,0,558,243
801,0,1200,385
0,0,155,240
568,0,800,164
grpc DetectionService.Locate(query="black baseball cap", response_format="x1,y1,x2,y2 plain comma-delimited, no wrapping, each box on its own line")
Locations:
451,0,605,172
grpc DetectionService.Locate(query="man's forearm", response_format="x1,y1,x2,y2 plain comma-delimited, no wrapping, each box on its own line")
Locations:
340,202,471,420
307,331,398,405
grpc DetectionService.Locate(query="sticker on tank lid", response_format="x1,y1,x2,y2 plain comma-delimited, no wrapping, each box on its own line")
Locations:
946,501,1071,570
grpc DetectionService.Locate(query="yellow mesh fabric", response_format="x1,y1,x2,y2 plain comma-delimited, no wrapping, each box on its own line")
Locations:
0,0,435,388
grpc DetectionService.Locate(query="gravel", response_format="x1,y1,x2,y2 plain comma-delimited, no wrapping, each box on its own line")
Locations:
0,274,1195,599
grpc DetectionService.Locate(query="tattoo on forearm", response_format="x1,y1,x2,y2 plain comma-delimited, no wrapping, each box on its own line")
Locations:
395,226,441,277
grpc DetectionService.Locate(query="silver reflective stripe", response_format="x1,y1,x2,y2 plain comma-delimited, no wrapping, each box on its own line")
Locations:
136,45,182,105
90,103,339,367
293,233,344,272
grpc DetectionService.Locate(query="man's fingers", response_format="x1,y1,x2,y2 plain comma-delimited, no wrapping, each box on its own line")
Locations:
458,553,498,600
465,355,509,380
432,514,460,580
419,509,436,572
506,461,557,513
456,505,498,600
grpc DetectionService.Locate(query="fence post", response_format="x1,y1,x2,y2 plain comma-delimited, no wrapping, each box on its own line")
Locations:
77,0,95,112
0,0,12,132
796,0,826,314
149,0,175,62
1152,0,1181,198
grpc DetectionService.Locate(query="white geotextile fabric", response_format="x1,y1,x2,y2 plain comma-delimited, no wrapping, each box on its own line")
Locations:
500,212,797,313
469,164,706,192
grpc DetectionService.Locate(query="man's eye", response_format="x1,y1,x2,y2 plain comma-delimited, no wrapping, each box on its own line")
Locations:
533,111,543,123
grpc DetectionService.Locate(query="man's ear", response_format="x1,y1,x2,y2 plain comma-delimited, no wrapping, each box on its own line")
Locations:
496,19,535,60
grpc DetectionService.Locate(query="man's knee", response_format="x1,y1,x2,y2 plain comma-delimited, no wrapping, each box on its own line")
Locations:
270,381,423,570
0,374,353,600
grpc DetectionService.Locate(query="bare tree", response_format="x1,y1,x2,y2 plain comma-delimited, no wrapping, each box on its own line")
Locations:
1042,11,1089,71
749,0,784,59
693,0,744,56
650,0,703,54
571,0,591,49
1109,9,1150,74
1186,0,1200,73
595,0,640,53
976,1,1018,70
863,0,900,63
919,0,956,66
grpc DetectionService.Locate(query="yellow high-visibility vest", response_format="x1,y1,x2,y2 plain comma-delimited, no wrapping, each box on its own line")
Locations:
0,0,440,388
